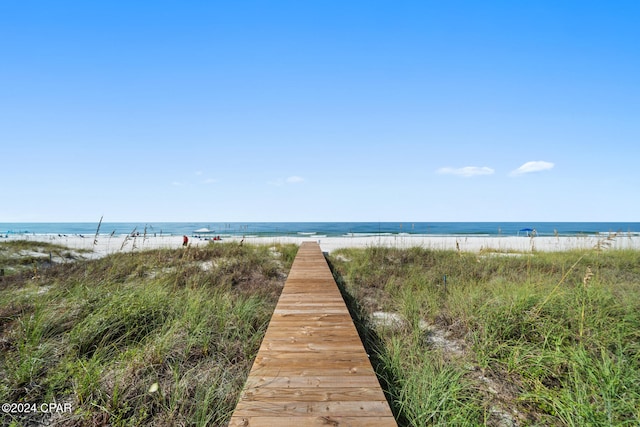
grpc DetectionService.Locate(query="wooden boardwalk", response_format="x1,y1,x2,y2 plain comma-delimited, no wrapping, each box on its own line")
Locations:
229,242,397,427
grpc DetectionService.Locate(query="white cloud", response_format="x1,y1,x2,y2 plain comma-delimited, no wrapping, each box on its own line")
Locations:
436,166,495,177
202,178,218,184
510,161,554,176
285,176,304,184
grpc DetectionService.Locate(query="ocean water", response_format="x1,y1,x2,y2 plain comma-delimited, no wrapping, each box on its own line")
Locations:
1,222,638,238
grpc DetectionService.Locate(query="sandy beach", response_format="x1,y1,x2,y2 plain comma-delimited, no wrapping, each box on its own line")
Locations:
4,233,640,258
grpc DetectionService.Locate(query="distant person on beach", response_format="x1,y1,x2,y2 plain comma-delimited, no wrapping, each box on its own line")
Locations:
183,235,189,246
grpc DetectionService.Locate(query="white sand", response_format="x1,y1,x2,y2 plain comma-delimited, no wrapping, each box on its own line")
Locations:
232,235,640,253
4,233,639,258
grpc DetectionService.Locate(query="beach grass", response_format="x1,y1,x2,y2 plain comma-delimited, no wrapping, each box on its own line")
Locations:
0,241,296,426
2,239,639,426
0,240,86,278
327,246,640,426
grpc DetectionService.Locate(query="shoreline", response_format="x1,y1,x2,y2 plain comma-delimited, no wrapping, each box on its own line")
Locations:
3,233,639,257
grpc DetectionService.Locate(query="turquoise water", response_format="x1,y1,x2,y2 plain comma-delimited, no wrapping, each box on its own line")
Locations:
1,222,638,237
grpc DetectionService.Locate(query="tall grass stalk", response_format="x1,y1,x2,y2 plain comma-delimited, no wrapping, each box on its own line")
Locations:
93,215,103,247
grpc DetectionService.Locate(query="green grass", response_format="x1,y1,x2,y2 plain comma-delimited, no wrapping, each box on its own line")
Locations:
2,239,639,426
0,240,83,277
328,246,640,426
0,241,297,426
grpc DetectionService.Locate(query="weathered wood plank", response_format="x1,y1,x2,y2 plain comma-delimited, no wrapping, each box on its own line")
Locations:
229,416,394,427
245,367,376,377
233,400,392,417
251,359,374,372
239,387,387,401
261,342,365,352
229,242,396,426
244,376,383,389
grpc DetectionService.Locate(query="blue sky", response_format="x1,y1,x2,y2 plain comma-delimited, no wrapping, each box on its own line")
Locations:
1,1,638,222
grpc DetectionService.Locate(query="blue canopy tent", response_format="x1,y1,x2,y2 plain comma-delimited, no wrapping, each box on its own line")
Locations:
518,228,537,237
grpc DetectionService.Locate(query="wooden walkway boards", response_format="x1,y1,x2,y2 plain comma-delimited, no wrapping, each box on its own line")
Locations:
229,242,397,427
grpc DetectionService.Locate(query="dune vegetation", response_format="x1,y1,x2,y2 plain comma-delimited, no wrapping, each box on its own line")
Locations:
0,242,297,427
1,239,639,426
327,245,640,426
